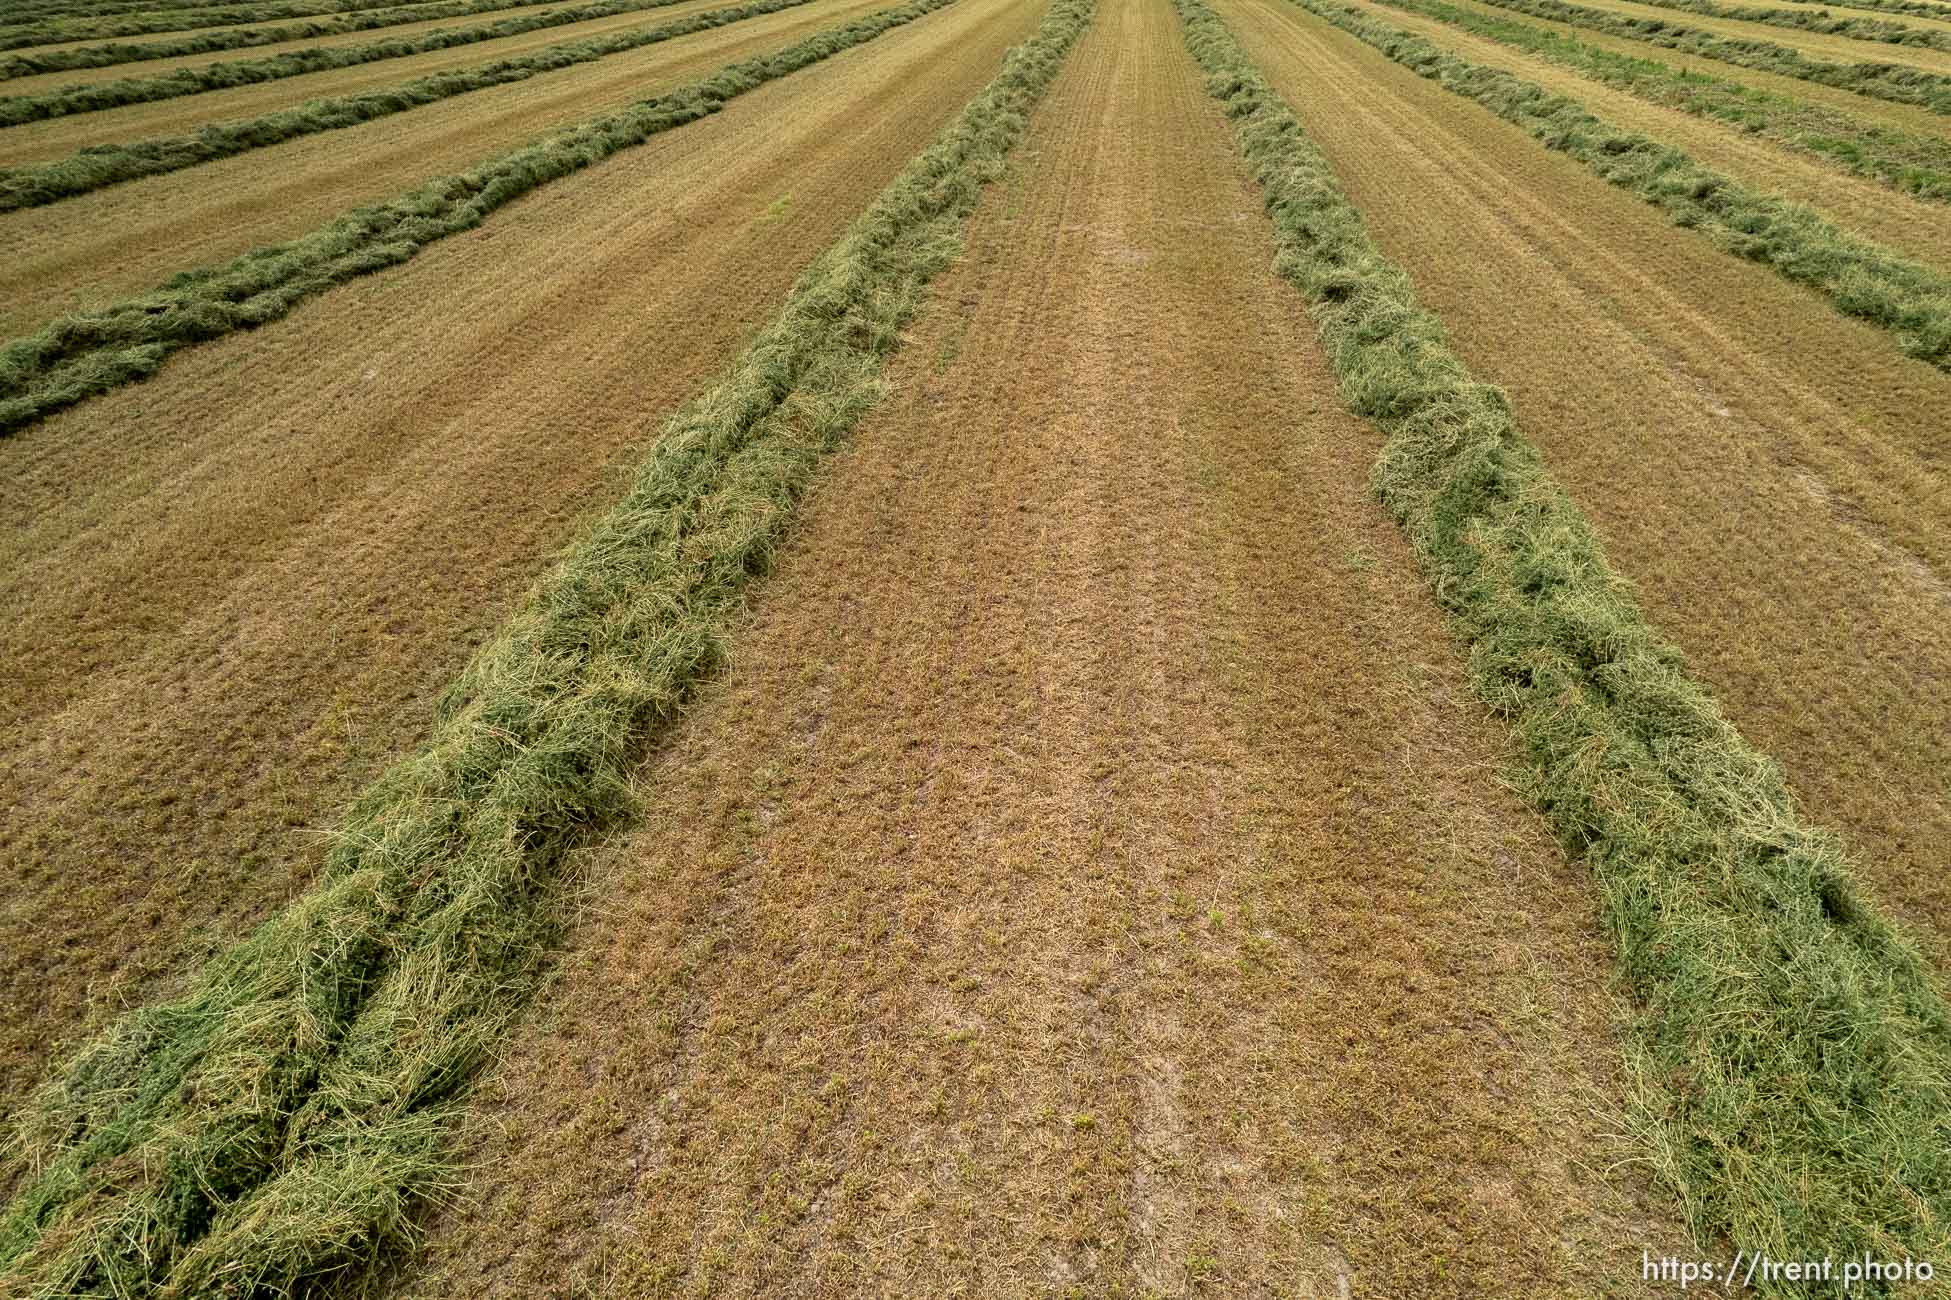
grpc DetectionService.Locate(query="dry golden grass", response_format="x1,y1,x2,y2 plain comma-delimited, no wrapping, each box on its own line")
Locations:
0,0,885,338
1340,0,1951,268
1219,0,1951,964
0,0,576,96
0,0,736,147
400,0,1692,1293
0,0,1052,1122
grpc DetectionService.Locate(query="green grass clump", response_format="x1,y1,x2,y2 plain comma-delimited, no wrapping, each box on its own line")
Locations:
0,0,583,60
0,0,960,437
1291,0,1951,368
0,0,690,89
1175,0,1951,1285
1468,0,1951,113
1372,0,1951,201
0,0,824,213
0,0,1093,1292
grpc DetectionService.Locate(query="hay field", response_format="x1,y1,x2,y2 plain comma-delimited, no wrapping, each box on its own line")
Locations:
0,0,1946,1291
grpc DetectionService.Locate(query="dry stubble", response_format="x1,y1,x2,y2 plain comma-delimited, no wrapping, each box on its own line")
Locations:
0,0,1047,1120
1219,0,1951,961
402,0,1690,1293
0,0,885,337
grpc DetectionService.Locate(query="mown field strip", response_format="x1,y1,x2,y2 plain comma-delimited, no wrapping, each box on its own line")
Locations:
0,1,578,98
0,3,1089,1292
0,0,733,123
1469,0,1951,111
1570,0,1951,66
0,0,887,339
0,0,574,58
1432,0,1951,133
1760,0,1951,33
400,0,1692,1293
1347,0,1951,244
1292,0,1951,366
0,0,946,430
0,0,792,166
0,0,1045,1153
1574,0,1951,52
1186,0,1951,1272
1353,0,1951,203
0,0,827,209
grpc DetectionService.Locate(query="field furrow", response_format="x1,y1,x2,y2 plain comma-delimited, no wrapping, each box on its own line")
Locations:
401,0,1694,1294
0,0,887,340
0,0,1042,1129
1215,0,1951,967
1342,0,1951,262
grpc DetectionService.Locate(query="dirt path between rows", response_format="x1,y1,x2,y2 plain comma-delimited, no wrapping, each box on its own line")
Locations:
1340,0,1951,269
0,0,1045,1119
402,0,1690,1292
1221,0,1951,963
0,0,884,337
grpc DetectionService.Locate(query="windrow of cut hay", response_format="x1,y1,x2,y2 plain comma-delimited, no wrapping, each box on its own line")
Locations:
0,0,1093,1292
0,0,556,59
1287,0,1951,367
0,0,703,115
1368,0,1951,200
1464,0,1951,110
0,0,825,211
1547,0,1951,53
0,0,961,436
1178,0,1951,1282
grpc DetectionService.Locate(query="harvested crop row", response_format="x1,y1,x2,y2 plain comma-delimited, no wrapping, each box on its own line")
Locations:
0,1,1091,1291
1362,0,1951,202
0,0,821,211
1561,0,1951,53
1290,0,1951,364
0,0,890,341
1179,0,1951,1272
399,0,1694,1292
0,0,1040,1166
1343,0,1951,249
3,0,455,29
0,0,562,58
1467,0,1951,111
0,0,956,434
0,0,713,122
1566,0,1951,69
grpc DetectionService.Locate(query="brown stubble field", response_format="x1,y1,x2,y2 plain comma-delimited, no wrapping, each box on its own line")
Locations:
1335,0,1951,266
0,0,893,337
1217,0,1951,957
400,0,1692,1292
1555,0,1951,74
0,0,1044,1119
0,0,583,97
1433,0,1951,137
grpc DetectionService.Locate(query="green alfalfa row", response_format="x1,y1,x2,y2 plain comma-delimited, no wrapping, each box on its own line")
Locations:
0,0,824,213
1466,0,1951,113
1368,0,1951,201
0,0,587,60
1173,0,1951,1287
0,0,958,438
0,1,1092,1293
0,0,698,113
1290,0,1951,368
